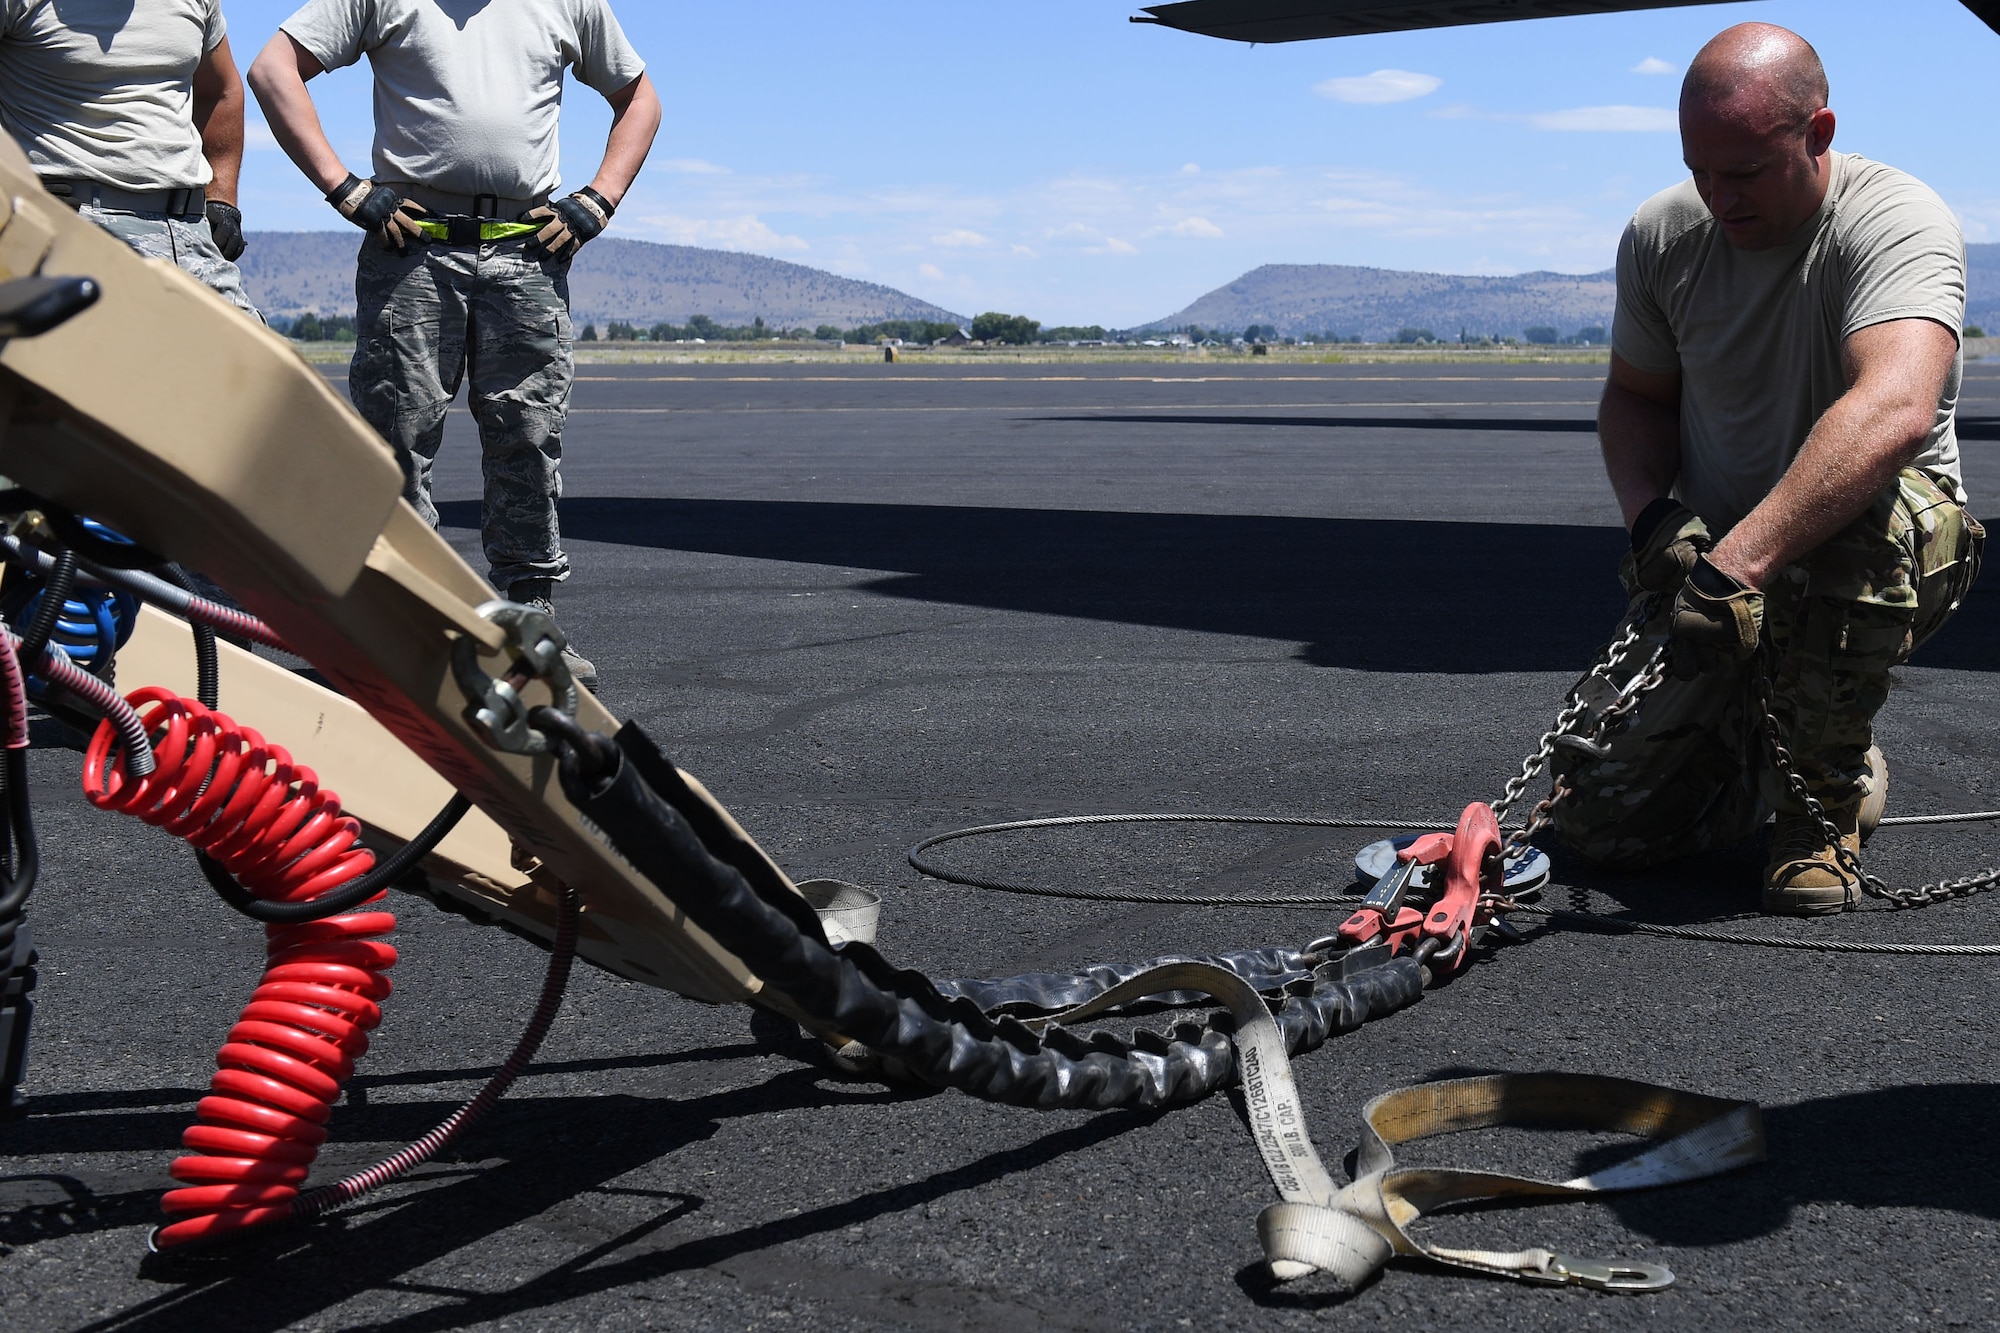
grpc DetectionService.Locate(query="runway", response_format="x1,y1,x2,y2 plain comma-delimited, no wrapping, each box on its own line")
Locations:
8,358,2000,1330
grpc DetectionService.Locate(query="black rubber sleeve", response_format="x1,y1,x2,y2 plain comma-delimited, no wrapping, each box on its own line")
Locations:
938,947,1317,1016
562,731,1425,1111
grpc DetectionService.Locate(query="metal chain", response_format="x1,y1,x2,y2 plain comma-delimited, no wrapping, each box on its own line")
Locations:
1493,597,1667,854
1752,658,2000,911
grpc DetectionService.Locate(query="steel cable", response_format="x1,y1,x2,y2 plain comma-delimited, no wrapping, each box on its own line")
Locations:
910,811,2000,955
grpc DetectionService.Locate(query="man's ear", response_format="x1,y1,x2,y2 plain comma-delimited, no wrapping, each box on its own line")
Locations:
1807,106,1836,157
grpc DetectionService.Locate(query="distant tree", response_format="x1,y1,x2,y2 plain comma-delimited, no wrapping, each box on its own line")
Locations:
751,316,767,338
285,312,356,341
972,311,1040,345
814,324,842,340
1523,326,1559,345
648,322,680,342
1968,324,1989,339
1040,324,1108,342
606,320,637,341
1573,325,1607,344
687,314,721,339
1394,327,1436,344
579,323,599,342
1243,324,1270,343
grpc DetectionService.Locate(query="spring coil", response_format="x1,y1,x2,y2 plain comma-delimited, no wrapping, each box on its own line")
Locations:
80,686,396,1247
1,584,137,676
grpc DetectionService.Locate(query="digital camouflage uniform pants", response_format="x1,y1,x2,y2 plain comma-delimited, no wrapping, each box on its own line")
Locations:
349,238,573,590
79,203,261,319
1551,468,1983,870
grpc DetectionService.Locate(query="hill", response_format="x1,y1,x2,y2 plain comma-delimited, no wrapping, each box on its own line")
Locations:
1142,263,1617,341
1148,242,2000,342
1970,241,2000,334
235,232,964,330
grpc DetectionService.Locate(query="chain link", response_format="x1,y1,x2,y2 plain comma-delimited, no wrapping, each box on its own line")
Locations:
1751,657,2000,911
1493,596,1668,854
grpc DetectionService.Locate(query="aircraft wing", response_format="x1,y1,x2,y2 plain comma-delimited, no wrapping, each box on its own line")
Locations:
1133,0,2000,42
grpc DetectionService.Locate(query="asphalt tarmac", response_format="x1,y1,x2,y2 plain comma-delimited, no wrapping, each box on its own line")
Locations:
8,357,2000,1331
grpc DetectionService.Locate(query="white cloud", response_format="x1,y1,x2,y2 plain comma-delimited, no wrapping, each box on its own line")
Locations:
1104,237,1138,254
1631,56,1679,76
1154,216,1225,239
658,158,730,175
931,228,991,248
918,262,945,280
1314,69,1441,105
1180,162,1201,175
1527,105,1678,132
634,213,808,251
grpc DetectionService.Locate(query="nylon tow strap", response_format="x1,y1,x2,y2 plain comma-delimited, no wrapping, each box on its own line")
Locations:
1022,962,1765,1293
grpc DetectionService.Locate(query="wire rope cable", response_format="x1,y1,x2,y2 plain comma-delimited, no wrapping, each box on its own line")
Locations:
909,810,2000,954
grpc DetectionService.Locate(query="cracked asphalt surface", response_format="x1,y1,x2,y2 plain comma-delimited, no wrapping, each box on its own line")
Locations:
7,358,2000,1330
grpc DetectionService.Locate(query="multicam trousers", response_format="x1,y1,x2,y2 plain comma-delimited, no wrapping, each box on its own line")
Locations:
349,237,574,589
78,204,261,319
1551,468,1984,870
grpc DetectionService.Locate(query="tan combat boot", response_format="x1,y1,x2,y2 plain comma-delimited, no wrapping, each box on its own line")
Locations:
1762,805,1861,916
1858,744,1888,845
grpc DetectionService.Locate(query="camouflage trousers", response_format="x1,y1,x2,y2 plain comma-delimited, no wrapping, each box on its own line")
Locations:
1550,468,1984,871
349,237,574,589
78,204,261,320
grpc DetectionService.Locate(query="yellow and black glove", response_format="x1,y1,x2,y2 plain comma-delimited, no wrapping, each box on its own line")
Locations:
1629,497,1713,594
327,174,429,253
1669,555,1763,675
522,187,612,261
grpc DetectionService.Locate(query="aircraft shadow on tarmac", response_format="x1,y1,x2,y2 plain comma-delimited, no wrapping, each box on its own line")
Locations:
1039,413,2000,440
23,1064,2000,1327
438,497,2000,674
21,1064,1165,1333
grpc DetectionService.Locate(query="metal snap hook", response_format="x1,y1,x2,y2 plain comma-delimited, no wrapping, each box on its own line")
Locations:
1546,1254,1675,1292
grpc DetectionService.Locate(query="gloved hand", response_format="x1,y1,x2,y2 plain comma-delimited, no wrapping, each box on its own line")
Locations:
204,199,245,261
327,174,429,252
1630,497,1712,594
522,187,612,261
1670,555,1763,673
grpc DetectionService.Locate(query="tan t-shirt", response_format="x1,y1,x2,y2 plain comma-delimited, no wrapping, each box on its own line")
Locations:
1613,152,1966,532
0,0,226,191
282,0,645,201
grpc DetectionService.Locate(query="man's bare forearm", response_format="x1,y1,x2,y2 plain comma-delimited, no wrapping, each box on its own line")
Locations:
1598,377,1682,529
584,73,660,207
1708,395,1925,588
193,38,244,205
246,33,348,196
1708,318,1957,589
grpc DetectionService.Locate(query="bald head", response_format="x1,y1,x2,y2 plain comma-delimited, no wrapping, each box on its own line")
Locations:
1682,23,1829,133
1678,23,1836,250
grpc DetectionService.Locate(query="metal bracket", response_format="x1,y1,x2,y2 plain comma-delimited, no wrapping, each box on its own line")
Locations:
450,598,579,755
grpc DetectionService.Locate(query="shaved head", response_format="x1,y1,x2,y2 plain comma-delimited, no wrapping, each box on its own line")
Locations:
1678,23,1836,250
1682,23,1829,133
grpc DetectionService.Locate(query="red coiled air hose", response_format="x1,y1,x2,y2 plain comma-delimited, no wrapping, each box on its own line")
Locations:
80,687,397,1247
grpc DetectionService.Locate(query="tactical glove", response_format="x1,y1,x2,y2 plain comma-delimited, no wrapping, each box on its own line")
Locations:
1630,497,1712,594
1670,555,1763,673
522,187,612,261
203,200,246,261
327,174,429,253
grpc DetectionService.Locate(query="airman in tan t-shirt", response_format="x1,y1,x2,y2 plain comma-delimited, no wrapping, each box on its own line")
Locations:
1550,22,1983,917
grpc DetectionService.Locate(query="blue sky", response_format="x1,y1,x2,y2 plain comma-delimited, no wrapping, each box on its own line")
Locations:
226,0,2000,326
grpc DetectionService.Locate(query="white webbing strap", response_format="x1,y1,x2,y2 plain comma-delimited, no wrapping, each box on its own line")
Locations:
1028,964,1765,1294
